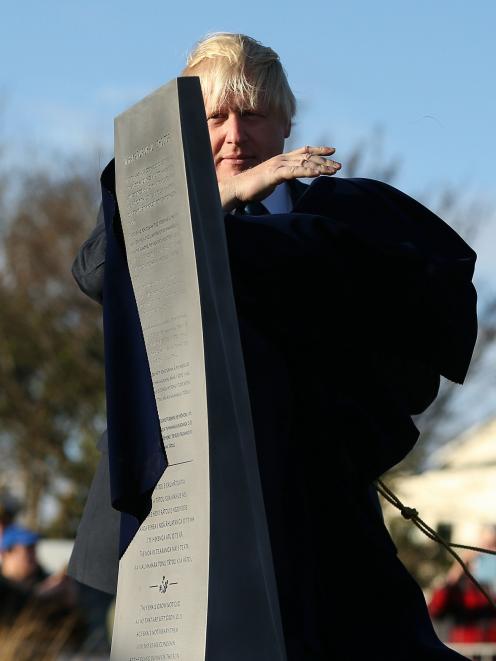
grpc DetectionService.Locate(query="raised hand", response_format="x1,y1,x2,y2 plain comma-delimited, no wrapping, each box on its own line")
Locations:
218,146,341,211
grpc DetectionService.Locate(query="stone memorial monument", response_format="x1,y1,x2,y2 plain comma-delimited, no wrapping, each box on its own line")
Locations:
110,77,287,661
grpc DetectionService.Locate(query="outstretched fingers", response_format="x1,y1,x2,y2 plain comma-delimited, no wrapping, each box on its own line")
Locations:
292,145,336,156
278,146,341,179
220,145,341,209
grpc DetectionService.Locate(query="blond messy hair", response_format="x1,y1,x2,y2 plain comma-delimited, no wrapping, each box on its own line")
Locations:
182,33,296,127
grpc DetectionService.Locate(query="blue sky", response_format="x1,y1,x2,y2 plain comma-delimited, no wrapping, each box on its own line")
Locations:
1,1,495,273
0,1,494,430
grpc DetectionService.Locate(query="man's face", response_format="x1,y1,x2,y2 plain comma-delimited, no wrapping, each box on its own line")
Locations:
205,99,290,182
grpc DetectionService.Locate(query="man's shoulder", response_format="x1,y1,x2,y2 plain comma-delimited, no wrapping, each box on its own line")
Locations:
297,175,398,198
101,158,116,188
292,176,419,215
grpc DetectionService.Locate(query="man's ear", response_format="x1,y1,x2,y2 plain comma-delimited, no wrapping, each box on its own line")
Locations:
284,121,291,139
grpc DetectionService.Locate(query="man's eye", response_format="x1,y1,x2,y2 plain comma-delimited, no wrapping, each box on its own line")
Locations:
207,114,226,122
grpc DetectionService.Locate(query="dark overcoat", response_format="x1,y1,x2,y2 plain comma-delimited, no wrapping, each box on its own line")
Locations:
70,162,476,660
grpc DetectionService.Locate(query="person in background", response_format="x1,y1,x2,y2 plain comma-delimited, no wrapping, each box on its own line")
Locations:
430,527,496,644
0,523,87,656
0,525,44,626
0,525,47,591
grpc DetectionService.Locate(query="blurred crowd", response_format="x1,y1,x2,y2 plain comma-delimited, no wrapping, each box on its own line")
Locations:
0,493,113,659
429,526,496,648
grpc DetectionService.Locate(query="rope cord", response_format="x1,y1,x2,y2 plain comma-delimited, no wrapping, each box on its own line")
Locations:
375,478,496,613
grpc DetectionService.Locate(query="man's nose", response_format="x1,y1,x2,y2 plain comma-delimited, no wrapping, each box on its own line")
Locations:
225,113,246,144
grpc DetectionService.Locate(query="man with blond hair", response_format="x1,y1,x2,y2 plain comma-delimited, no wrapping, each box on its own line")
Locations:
73,33,341,299
71,33,476,659
181,33,340,212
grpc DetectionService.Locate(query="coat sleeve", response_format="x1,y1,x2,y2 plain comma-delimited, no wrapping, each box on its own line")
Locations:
71,203,106,304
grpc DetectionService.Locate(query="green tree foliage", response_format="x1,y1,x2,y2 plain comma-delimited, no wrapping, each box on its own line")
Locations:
0,168,105,533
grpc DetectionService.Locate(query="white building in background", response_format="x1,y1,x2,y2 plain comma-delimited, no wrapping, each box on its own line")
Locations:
37,538,74,573
387,417,496,545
